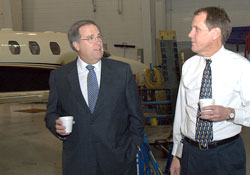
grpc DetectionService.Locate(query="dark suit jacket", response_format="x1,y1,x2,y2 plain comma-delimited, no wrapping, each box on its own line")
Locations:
45,57,144,175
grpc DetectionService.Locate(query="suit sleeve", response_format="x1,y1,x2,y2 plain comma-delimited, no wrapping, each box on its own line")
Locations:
44,71,66,140
125,65,145,147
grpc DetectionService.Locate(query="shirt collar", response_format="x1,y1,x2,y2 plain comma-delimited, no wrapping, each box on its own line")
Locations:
77,56,102,73
210,46,224,61
200,46,224,62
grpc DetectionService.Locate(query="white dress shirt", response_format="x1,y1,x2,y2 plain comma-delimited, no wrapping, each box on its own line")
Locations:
77,57,101,106
172,46,250,156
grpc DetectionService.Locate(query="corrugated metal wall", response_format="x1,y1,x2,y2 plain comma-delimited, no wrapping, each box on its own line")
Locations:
1,0,250,65
21,0,147,64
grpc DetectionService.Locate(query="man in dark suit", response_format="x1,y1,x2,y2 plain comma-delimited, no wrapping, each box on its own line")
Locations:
45,20,144,175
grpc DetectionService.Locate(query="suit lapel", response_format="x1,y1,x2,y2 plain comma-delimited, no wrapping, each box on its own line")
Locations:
67,60,91,113
93,58,113,115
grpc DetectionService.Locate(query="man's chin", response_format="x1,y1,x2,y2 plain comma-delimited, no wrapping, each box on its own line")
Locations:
191,47,199,53
96,50,103,56
95,54,103,60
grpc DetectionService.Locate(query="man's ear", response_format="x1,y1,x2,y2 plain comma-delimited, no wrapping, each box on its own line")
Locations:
73,41,80,51
212,27,221,41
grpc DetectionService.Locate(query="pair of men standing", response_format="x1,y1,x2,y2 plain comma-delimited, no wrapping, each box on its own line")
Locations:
45,6,250,175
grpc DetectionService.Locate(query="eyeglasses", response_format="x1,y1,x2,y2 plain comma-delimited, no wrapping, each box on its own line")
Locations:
80,35,103,44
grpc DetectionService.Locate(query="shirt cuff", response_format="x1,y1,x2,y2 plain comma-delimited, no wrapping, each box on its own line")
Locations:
172,142,183,158
233,108,244,125
57,134,68,141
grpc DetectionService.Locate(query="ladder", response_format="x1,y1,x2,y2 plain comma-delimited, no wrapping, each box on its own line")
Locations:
137,135,163,175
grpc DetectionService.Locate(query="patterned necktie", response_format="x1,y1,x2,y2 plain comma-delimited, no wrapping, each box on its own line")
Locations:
86,65,99,113
195,59,213,148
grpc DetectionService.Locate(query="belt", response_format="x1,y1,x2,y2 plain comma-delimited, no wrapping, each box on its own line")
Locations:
184,134,240,150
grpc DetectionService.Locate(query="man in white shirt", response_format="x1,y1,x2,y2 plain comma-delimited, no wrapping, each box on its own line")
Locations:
170,7,250,175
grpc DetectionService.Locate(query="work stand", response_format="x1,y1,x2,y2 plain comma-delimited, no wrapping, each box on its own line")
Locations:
137,88,174,174
137,134,173,175
137,135,163,175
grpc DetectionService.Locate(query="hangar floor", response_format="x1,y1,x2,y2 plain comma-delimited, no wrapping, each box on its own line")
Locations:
0,102,250,175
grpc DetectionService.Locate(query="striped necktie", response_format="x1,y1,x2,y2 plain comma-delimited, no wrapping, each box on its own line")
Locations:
195,59,213,148
86,65,99,113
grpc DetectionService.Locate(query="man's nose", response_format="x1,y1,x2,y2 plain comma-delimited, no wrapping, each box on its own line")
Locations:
188,29,194,38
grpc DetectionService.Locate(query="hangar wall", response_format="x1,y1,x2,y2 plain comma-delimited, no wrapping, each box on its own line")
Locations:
21,0,151,64
169,0,250,42
1,0,250,66
0,0,22,30
21,0,168,66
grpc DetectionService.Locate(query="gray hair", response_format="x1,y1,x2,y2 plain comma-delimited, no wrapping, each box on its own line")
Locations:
67,20,101,52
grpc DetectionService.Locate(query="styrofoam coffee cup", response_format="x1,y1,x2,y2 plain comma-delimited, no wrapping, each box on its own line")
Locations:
59,116,73,133
199,99,215,111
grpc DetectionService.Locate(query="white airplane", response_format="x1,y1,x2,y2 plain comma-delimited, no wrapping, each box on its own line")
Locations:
0,29,148,91
0,29,148,102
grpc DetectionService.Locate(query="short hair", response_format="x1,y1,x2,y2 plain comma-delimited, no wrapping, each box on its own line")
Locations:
194,7,232,45
67,20,101,52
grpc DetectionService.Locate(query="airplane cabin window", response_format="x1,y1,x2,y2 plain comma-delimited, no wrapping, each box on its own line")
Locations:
29,41,40,55
50,42,60,55
8,41,20,54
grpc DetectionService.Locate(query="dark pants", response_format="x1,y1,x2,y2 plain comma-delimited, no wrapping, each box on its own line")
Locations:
181,136,246,175
96,159,137,175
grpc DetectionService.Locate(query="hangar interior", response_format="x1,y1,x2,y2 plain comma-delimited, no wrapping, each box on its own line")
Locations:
1,0,250,174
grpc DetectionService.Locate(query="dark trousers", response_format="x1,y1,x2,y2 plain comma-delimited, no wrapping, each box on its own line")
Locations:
96,159,137,175
181,136,246,175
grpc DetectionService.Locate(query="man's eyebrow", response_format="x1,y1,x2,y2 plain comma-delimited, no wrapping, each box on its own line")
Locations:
193,26,200,30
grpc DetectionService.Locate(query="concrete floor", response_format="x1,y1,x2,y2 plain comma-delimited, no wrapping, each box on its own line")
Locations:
0,102,249,175
0,103,62,175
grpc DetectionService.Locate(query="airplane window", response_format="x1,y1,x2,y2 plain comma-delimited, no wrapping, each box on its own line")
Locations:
29,41,40,55
8,41,20,54
50,42,60,55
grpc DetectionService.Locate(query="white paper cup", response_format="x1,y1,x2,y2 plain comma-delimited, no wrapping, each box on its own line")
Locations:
199,99,215,111
59,116,73,133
